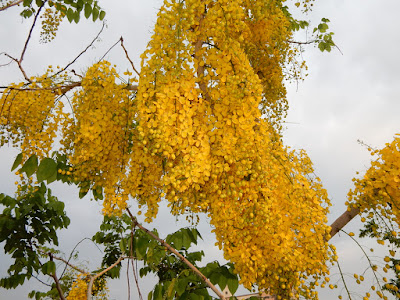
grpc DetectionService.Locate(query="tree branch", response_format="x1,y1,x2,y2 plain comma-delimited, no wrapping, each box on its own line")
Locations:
287,39,317,45
43,251,88,275
52,22,105,77
126,208,226,300
20,0,47,64
48,253,67,300
329,206,360,239
120,37,140,76
4,53,30,82
0,0,23,12
87,256,125,299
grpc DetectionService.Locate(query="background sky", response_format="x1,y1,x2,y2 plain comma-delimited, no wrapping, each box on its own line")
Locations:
1,0,400,299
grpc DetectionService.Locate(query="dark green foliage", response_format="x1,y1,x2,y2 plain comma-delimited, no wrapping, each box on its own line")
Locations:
19,0,106,24
93,214,240,299
0,184,70,289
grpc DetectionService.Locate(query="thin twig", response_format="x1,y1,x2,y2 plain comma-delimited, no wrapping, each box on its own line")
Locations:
341,230,384,294
20,0,47,64
126,208,226,300
120,37,140,76
127,259,131,300
287,39,317,45
0,53,13,67
0,0,23,12
130,226,143,300
32,274,52,287
336,257,353,300
4,53,30,82
46,252,88,274
52,22,106,77
60,237,102,280
98,38,121,62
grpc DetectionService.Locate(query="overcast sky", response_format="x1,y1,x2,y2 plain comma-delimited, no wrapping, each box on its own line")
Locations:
1,0,400,299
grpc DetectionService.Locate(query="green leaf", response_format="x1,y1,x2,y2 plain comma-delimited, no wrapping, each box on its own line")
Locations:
176,277,190,296
35,0,43,6
99,10,106,20
92,7,99,21
20,155,38,177
173,231,183,250
318,23,329,33
76,0,84,10
227,277,239,295
11,153,23,171
41,261,56,275
46,170,58,184
84,3,92,18
119,238,127,254
136,236,148,259
37,158,57,182
73,11,80,23
23,0,32,6
66,8,74,22
217,273,227,291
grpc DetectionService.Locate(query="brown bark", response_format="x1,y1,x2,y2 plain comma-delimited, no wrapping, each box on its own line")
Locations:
329,206,360,239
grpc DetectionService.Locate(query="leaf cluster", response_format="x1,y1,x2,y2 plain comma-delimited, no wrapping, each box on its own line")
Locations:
0,184,70,289
20,0,105,23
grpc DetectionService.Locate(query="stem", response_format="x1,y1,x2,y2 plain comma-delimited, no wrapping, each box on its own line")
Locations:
336,257,353,300
342,230,384,294
120,37,140,76
126,208,226,300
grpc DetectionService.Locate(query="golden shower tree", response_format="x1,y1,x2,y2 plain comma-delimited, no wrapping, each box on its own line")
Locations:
1,0,399,300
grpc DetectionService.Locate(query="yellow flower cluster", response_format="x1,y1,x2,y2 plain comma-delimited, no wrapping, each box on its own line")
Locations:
134,0,334,297
347,135,400,226
0,69,65,158
67,274,88,300
63,61,137,215
66,273,108,300
40,6,65,43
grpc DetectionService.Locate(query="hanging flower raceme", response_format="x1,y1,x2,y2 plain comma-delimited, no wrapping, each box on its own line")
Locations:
0,68,66,158
64,61,137,215
348,135,400,226
134,0,335,298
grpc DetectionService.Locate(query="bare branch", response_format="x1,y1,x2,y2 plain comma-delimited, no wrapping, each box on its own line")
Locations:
120,37,140,76
59,237,102,280
20,1,47,64
0,0,23,12
126,208,226,300
130,227,143,300
87,256,125,299
98,38,121,62
45,252,88,275
4,53,30,82
287,39,317,45
329,206,360,239
49,253,67,300
53,22,106,77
